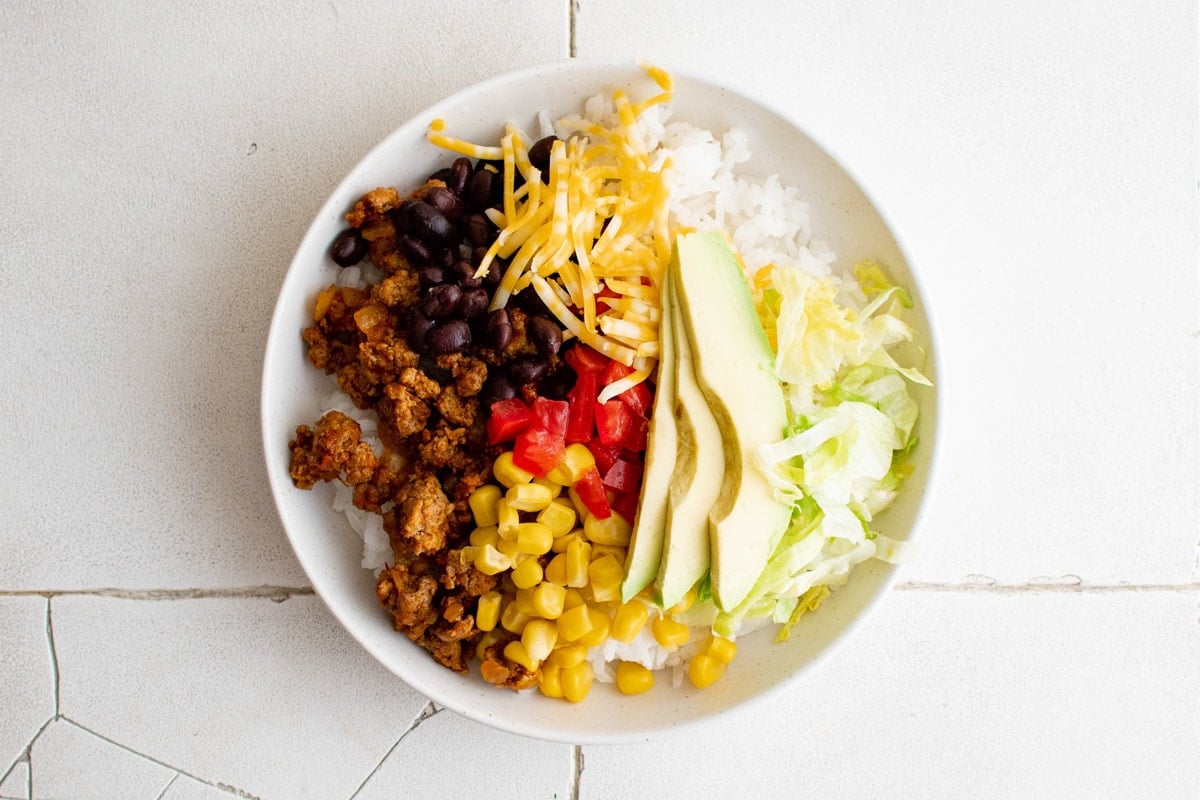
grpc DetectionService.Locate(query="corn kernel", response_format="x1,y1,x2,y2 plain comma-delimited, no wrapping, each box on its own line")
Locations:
651,617,691,649
556,603,594,641
589,543,628,563
611,601,650,643
588,554,624,591
468,485,502,527
493,451,533,488
516,522,554,555
497,499,519,539
533,476,561,494
537,501,577,537
565,538,592,588
576,606,612,648
556,443,596,484
510,557,543,589
544,463,572,485
561,661,594,703
562,588,586,609
615,661,654,695
544,553,568,585
532,581,566,619
513,586,536,615
469,526,499,548
547,643,588,669
507,482,555,512
522,619,558,663
475,591,502,632
687,653,725,689
667,587,697,615
473,544,511,576
539,664,564,698
566,486,589,518
500,602,532,634
496,536,520,559
707,635,737,664
583,512,632,546
475,630,500,660
504,639,537,671
550,530,582,554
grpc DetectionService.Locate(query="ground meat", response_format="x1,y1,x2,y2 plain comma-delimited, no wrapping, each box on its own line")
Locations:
288,411,375,490
416,422,468,469
398,366,440,400
441,548,499,595
345,186,401,228
435,385,478,427
375,383,430,443
479,640,540,691
375,561,439,636
371,270,420,309
384,471,451,556
418,634,471,674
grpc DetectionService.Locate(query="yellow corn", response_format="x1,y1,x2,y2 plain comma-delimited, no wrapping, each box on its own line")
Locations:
687,653,725,689
507,482,555,512
532,581,566,619
550,530,582,554
551,443,596,485
473,544,511,576
468,485,502,527
544,553,568,585
500,602,532,634
546,643,588,669
475,630,500,660
590,543,628,563
563,588,586,609
556,603,594,642
615,661,654,695
493,452,533,487
611,601,649,643
496,535,520,560
533,476,561,495
565,538,592,588
504,639,537,671
583,512,632,547
496,498,519,539
566,486,589,519
510,557,543,589
475,591,502,632
667,587,697,615
576,606,612,648
516,522,554,556
513,586,537,615
469,526,499,548
522,619,558,663
707,635,737,664
539,664,564,698
651,617,690,649
588,554,624,593
537,500,577,537
561,661,594,703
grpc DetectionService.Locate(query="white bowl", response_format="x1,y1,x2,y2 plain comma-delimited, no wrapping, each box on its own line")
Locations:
261,58,940,744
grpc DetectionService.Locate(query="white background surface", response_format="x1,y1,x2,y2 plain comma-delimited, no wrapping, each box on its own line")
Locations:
1,1,1197,798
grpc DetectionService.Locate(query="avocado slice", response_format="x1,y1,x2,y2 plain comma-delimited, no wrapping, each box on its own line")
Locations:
669,231,791,612
620,273,679,602
654,274,720,609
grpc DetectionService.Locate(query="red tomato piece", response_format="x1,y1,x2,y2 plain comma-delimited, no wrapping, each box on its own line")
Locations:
595,400,634,447
611,490,640,523
601,359,635,385
620,415,649,453
512,428,565,477
587,440,621,474
573,465,611,519
532,397,569,440
617,381,652,416
602,459,644,494
565,372,599,443
487,398,533,444
564,344,608,376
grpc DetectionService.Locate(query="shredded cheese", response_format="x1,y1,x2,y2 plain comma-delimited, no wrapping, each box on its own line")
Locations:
428,64,675,388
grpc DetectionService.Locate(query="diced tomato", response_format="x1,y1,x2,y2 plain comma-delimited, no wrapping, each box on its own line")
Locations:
595,400,634,447
602,458,644,494
532,397,569,440
611,490,640,522
487,399,533,444
565,372,599,443
573,465,611,519
601,359,635,385
512,428,565,477
620,415,649,452
618,381,652,416
587,440,621,474
564,344,608,376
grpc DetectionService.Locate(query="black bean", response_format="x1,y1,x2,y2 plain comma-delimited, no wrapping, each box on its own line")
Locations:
394,199,419,234
424,186,464,221
406,312,436,352
330,228,367,267
514,287,551,318
509,356,548,385
427,320,471,355
527,314,563,356
451,260,482,288
447,158,472,196
465,213,496,248
467,168,500,210
421,284,462,318
405,201,455,244
457,287,489,319
483,259,504,287
418,267,446,287
480,373,517,406
528,135,558,177
428,167,453,184
486,308,513,351
398,235,432,266
538,368,574,401
436,247,456,268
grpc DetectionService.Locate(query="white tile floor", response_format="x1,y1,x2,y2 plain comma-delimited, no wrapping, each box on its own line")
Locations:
1,1,1196,798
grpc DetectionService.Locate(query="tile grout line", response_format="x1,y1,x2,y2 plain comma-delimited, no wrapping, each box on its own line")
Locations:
153,773,180,800
571,745,583,800
347,702,439,800
58,717,251,799
568,0,578,58
46,598,60,717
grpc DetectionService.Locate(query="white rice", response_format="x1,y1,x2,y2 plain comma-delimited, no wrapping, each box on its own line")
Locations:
324,91,846,680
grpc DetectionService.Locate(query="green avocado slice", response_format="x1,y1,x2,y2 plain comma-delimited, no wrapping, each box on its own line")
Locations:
669,231,792,612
